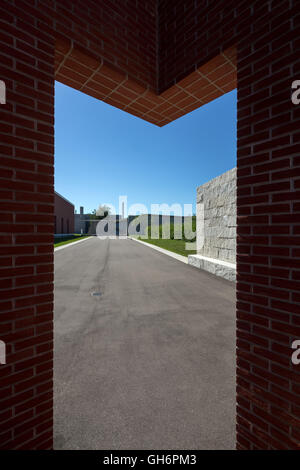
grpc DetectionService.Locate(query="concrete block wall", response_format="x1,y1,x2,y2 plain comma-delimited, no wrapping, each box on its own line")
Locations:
196,168,236,263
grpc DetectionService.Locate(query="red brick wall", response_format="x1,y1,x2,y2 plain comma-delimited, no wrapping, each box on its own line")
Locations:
43,0,157,91
236,1,300,450
54,193,74,234
0,0,299,451
0,1,55,449
158,0,241,92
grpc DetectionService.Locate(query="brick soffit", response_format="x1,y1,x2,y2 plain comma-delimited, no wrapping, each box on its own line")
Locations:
55,37,237,127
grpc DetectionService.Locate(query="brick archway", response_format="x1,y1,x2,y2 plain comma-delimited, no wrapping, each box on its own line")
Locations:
55,37,236,127
0,1,299,450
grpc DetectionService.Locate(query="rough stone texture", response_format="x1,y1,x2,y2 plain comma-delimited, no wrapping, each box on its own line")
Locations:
196,168,236,264
188,254,236,282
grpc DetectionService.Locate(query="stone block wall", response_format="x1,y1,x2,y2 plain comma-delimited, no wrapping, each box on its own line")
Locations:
197,168,236,264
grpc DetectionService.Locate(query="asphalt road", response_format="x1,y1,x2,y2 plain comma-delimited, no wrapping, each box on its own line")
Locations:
54,237,235,450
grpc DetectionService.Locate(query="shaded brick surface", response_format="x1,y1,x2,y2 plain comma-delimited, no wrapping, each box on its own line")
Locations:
0,0,55,449
236,0,300,450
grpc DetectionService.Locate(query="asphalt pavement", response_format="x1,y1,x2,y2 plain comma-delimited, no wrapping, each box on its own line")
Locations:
54,236,235,450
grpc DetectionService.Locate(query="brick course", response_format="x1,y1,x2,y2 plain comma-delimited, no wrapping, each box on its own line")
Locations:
0,0,299,450
236,1,300,450
0,0,55,449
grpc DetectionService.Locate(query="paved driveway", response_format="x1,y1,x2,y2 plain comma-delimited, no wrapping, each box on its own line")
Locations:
54,237,235,449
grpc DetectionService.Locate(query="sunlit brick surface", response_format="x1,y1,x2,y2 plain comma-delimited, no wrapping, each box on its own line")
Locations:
55,38,236,126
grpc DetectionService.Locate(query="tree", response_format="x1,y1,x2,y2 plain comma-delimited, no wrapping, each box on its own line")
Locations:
96,204,111,219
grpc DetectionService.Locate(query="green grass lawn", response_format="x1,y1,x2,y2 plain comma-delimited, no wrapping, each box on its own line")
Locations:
138,237,196,257
54,234,91,248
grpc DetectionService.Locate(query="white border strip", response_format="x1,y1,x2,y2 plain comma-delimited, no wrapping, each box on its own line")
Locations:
188,253,236,269
54,236,93,252
129,237,188,264
188,253,236,282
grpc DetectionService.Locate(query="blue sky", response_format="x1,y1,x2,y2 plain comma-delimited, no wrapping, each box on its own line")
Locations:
55,82,237,215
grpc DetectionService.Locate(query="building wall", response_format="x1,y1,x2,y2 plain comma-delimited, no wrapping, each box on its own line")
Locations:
74,214,82,234
196,168,236,263
54,193,74,234
0,0,299,451
53,1,237,127
0,2,55,450
236,2,300,450
158,1,240,93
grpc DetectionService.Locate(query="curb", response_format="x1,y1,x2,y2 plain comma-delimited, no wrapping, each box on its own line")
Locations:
54,236,93,252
